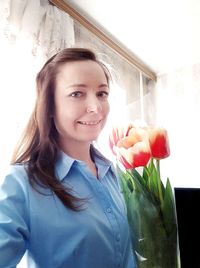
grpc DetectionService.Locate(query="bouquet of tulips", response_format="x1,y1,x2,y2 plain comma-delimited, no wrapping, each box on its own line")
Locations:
109,123,180,268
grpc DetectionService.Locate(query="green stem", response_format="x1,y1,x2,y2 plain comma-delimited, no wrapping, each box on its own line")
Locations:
156,159,164,206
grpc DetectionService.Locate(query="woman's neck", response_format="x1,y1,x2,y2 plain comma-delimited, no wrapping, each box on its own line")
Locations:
60,141,98,177
60,140,92,161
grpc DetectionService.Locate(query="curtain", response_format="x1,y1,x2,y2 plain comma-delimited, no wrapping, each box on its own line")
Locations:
0,0,75,178
0,0,74,57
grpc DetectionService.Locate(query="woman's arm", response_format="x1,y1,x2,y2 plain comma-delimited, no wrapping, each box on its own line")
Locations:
0,167,30,267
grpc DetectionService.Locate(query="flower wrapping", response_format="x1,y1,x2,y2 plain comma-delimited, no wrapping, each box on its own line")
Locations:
109,123,180,268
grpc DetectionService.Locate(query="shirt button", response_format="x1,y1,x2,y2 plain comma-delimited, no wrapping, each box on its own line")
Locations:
116,234,120,241
106,207,111,213
116,260,121,267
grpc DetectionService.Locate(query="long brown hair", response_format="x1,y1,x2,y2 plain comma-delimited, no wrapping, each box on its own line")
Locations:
11,47,111,211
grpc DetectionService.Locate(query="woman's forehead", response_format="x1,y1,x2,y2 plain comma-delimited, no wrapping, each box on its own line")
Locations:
56,60,108,83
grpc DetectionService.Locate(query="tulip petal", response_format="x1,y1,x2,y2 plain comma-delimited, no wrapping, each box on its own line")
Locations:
117,135,138,149
109,123,133,154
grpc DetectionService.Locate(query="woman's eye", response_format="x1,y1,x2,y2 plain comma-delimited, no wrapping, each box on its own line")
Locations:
70,91,83,98
97,91,109,98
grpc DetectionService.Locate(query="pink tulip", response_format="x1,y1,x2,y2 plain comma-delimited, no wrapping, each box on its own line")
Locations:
109,123,132,155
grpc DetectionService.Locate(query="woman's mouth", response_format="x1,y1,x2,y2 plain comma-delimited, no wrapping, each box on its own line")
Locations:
77,120,101,125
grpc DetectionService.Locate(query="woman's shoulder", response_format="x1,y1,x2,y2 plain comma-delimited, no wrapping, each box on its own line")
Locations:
6,163,28,178
0,163,29,192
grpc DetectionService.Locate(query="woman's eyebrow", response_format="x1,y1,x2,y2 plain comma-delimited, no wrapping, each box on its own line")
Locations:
67,83,87,89
67,83,109,89
99,83,109,88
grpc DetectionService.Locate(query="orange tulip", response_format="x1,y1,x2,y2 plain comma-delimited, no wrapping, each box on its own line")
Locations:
148,127,170,159
116,127,147,147
117,141,151,168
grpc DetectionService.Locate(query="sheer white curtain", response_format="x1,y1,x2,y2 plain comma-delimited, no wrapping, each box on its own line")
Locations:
0,0,74,56
0,0,75,178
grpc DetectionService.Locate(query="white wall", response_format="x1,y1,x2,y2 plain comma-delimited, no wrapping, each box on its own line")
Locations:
156,62,200,188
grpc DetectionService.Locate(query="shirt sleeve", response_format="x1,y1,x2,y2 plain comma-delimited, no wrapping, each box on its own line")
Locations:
0,167,30,267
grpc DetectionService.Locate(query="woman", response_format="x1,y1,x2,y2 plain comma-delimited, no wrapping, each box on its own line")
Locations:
0,48,136,267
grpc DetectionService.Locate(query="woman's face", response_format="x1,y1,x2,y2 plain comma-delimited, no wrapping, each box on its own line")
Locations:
53,60,110,149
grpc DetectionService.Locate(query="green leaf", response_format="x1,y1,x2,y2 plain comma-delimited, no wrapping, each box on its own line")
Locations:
142,166,149,185
147,162,159,200
162,178,177,235
127,190,178,267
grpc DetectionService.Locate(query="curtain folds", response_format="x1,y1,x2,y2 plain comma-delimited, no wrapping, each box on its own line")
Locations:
0,0,75,57
0,0,75,180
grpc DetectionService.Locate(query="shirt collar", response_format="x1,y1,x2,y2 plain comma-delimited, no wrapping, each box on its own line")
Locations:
55,146,114,181
55,151,75,181
92,146,114,180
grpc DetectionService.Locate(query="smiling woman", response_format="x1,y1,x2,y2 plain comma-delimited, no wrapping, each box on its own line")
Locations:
0,47,137,268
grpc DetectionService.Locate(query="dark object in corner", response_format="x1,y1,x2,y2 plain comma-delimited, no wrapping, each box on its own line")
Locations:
175,187,200,268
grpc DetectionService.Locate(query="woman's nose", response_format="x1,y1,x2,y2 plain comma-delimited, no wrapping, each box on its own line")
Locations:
86,98,102,113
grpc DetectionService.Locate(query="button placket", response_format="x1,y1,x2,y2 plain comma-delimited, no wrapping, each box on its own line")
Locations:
93,180,123,268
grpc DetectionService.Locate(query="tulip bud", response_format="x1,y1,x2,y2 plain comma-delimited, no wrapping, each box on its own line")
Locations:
148,128,170,159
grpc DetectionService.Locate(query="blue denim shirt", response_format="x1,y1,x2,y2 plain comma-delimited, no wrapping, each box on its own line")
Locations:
0,148,136,268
